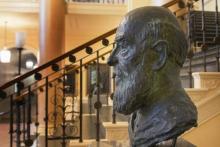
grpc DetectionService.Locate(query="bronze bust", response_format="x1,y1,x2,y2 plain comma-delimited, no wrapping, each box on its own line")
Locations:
107,6,197,147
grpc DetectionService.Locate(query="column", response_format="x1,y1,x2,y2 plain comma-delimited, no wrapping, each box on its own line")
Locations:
39,0,66,64
38,0,66,138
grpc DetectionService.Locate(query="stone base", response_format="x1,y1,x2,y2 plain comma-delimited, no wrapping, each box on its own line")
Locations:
89,140,130,147
156,138,196,147
103,122,129,140
70,140,93,147
89,138,196,147
69,139,108,147
37,135,70,147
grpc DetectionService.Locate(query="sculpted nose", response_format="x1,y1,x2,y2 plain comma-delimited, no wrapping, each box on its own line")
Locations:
107,54,118,66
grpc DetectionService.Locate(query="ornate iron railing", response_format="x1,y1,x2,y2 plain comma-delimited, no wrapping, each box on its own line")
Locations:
0,28,116,147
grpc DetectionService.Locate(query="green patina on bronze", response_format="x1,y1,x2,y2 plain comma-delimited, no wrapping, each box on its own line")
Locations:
108,6,197,147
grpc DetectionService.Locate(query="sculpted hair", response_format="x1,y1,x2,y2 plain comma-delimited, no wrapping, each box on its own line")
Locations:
126,7,188,67
142,19,188,67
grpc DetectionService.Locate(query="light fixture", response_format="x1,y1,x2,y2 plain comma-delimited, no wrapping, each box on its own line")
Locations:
26,60,34,69
0,21,11,63
15,32,26,48
0,48,11,63
15,32,26,75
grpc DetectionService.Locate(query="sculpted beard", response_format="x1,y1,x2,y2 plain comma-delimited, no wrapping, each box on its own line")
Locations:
113,63,149,115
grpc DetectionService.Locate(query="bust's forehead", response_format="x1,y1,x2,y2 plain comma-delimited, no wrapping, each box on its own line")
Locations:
115,17,128,41
115,6,180,41
116,15,143,41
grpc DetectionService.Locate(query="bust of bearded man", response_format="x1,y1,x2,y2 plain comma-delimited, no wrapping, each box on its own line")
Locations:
107,6,197,147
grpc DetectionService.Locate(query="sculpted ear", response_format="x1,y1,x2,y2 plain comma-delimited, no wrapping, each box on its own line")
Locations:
152,40,168,71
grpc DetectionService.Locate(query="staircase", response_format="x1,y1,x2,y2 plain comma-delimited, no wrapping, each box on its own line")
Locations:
0,27,117,147
181,45,219,88
1,2,220,147
98,72,220,147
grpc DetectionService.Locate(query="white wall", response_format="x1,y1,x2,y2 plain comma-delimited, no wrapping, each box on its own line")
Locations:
194,0,216,11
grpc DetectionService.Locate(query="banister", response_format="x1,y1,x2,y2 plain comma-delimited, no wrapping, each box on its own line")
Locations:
0,45,112,101
14,49,113,99
162,0,179,8
0,28,117,90
0,0,180,90
0,1,189,145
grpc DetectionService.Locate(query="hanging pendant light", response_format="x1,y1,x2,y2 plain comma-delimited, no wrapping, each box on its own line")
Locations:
26,60,34,69
0,21,11,63
0,48,11,63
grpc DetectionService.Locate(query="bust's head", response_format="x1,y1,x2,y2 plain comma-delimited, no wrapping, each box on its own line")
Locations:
108,6,188,115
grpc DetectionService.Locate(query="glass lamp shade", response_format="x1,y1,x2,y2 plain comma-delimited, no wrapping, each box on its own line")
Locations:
0,48,11,63
26,60,34,69
15,32,26,48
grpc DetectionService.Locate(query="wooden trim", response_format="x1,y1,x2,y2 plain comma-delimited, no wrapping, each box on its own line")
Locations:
162,0,179,8
0,0,183,90
0,1,39,13
67,3,127,15
0,28,116,90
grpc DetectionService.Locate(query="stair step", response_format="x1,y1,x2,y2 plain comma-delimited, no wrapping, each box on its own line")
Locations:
69,139,108,147
185,88,209,103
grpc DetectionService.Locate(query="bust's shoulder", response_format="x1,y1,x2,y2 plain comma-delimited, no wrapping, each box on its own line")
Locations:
155,93,197,123
129,94,197,146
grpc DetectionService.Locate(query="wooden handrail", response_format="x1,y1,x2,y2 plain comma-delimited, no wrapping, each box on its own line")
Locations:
0,0,179,90
0,28,117,90
162,0,179,8
11,49,112,101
